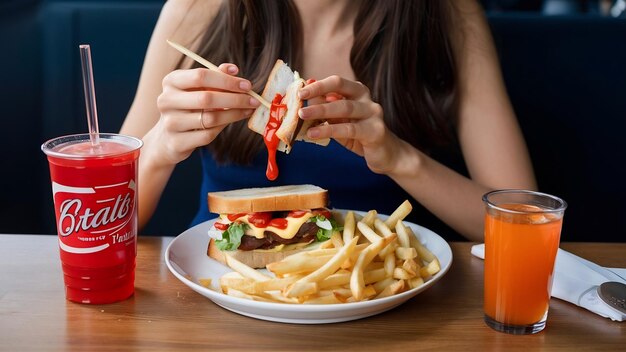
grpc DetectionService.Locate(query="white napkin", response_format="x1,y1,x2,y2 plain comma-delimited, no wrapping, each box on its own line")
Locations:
471,244,625,322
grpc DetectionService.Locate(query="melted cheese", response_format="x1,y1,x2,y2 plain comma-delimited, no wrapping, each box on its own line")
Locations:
219,213,315,239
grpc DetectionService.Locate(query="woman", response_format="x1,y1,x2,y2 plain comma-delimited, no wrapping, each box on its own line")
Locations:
121,0,536,241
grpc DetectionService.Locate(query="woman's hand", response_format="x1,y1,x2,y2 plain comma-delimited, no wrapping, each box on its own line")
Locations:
298,75,411,176
145,64,260,168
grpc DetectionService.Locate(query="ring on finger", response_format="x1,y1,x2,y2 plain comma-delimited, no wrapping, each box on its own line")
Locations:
199,109,207,130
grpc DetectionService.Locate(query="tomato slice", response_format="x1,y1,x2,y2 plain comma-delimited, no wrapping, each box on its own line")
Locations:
288,208,331,219
268,218,289,230
214,222,229,231
288,210,308,218
314,208,331,219
227,213,246,222
248,212,272,228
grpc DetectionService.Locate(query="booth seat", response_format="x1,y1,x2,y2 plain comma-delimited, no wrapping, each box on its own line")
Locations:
2,1,624,240
489,14,626,242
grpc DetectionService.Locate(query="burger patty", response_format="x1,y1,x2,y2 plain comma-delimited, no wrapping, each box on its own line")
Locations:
238,222,319,251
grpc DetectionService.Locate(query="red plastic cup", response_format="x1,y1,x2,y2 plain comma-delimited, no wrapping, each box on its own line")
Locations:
41,133,142,304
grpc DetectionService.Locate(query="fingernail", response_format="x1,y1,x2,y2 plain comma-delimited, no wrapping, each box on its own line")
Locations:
250,98,260,107
298,89,309,99
244,109,253,116
307,128,319,139
228,65,238,74
239,81,252,91
298,108,308,119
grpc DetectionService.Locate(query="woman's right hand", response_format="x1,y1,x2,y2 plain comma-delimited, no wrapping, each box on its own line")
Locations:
145,64,260,168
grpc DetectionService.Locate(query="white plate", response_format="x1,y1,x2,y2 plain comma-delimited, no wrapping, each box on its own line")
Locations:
165,212,453,324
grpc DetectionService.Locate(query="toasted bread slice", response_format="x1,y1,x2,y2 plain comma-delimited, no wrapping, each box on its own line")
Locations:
207,184,328,214
295,119,331,146
248,60,330,153
207,238,323,269
247,60,294,153
247,60,293,135
275,77,305,147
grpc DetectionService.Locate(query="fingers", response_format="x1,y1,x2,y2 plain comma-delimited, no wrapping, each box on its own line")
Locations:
159,89,260,111
161,108,252,133
152,63,255,164
298,75,369,100
298,75,373,121
219,63,239,75
304,95,326,107
300,101,385,146
307,116,385,144
163,67,252,92
307,121,363,141
326,92,344,102
299,99,374,120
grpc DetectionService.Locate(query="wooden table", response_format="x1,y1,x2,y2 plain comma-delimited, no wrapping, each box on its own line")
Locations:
0,234,624,351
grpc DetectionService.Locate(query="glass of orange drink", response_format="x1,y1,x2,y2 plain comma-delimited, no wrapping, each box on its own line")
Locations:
482,190,567,334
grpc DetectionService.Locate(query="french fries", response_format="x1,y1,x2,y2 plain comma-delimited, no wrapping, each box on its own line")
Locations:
384,200,412,229
213,200,441,304
342,211,356,244
224,253,271,282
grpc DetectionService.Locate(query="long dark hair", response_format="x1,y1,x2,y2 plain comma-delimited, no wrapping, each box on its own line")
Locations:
187,0,459,164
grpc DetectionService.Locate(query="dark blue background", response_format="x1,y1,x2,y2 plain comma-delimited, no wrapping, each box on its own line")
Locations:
1,1,624,241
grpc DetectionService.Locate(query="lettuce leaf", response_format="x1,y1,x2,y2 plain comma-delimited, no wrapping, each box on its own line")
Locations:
309,215,342,242
215,222,249,251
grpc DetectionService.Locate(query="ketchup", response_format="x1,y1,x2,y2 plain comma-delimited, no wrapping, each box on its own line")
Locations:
214,222,229,231
264,94,286,181
217,208,331,233
288,210,308,218
315,209,332,219
268,218,289,230
248,212,272,228
289,208,331,219
227,213,247,222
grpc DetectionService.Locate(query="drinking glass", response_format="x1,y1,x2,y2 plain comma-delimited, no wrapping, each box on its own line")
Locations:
483,189,567,334
42,133,142,304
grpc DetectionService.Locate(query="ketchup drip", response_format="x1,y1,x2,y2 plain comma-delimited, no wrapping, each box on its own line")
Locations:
264,94,286,181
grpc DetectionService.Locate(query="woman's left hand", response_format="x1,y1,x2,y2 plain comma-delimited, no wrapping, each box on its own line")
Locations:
298,75,409,175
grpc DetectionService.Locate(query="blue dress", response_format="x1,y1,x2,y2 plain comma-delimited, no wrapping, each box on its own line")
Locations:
191,139,467,241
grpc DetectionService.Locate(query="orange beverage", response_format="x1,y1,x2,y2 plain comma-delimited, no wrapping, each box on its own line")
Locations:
483,190,566,334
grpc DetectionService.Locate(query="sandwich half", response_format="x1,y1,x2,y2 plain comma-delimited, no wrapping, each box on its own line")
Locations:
207,184,342,268
248,60,330,154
